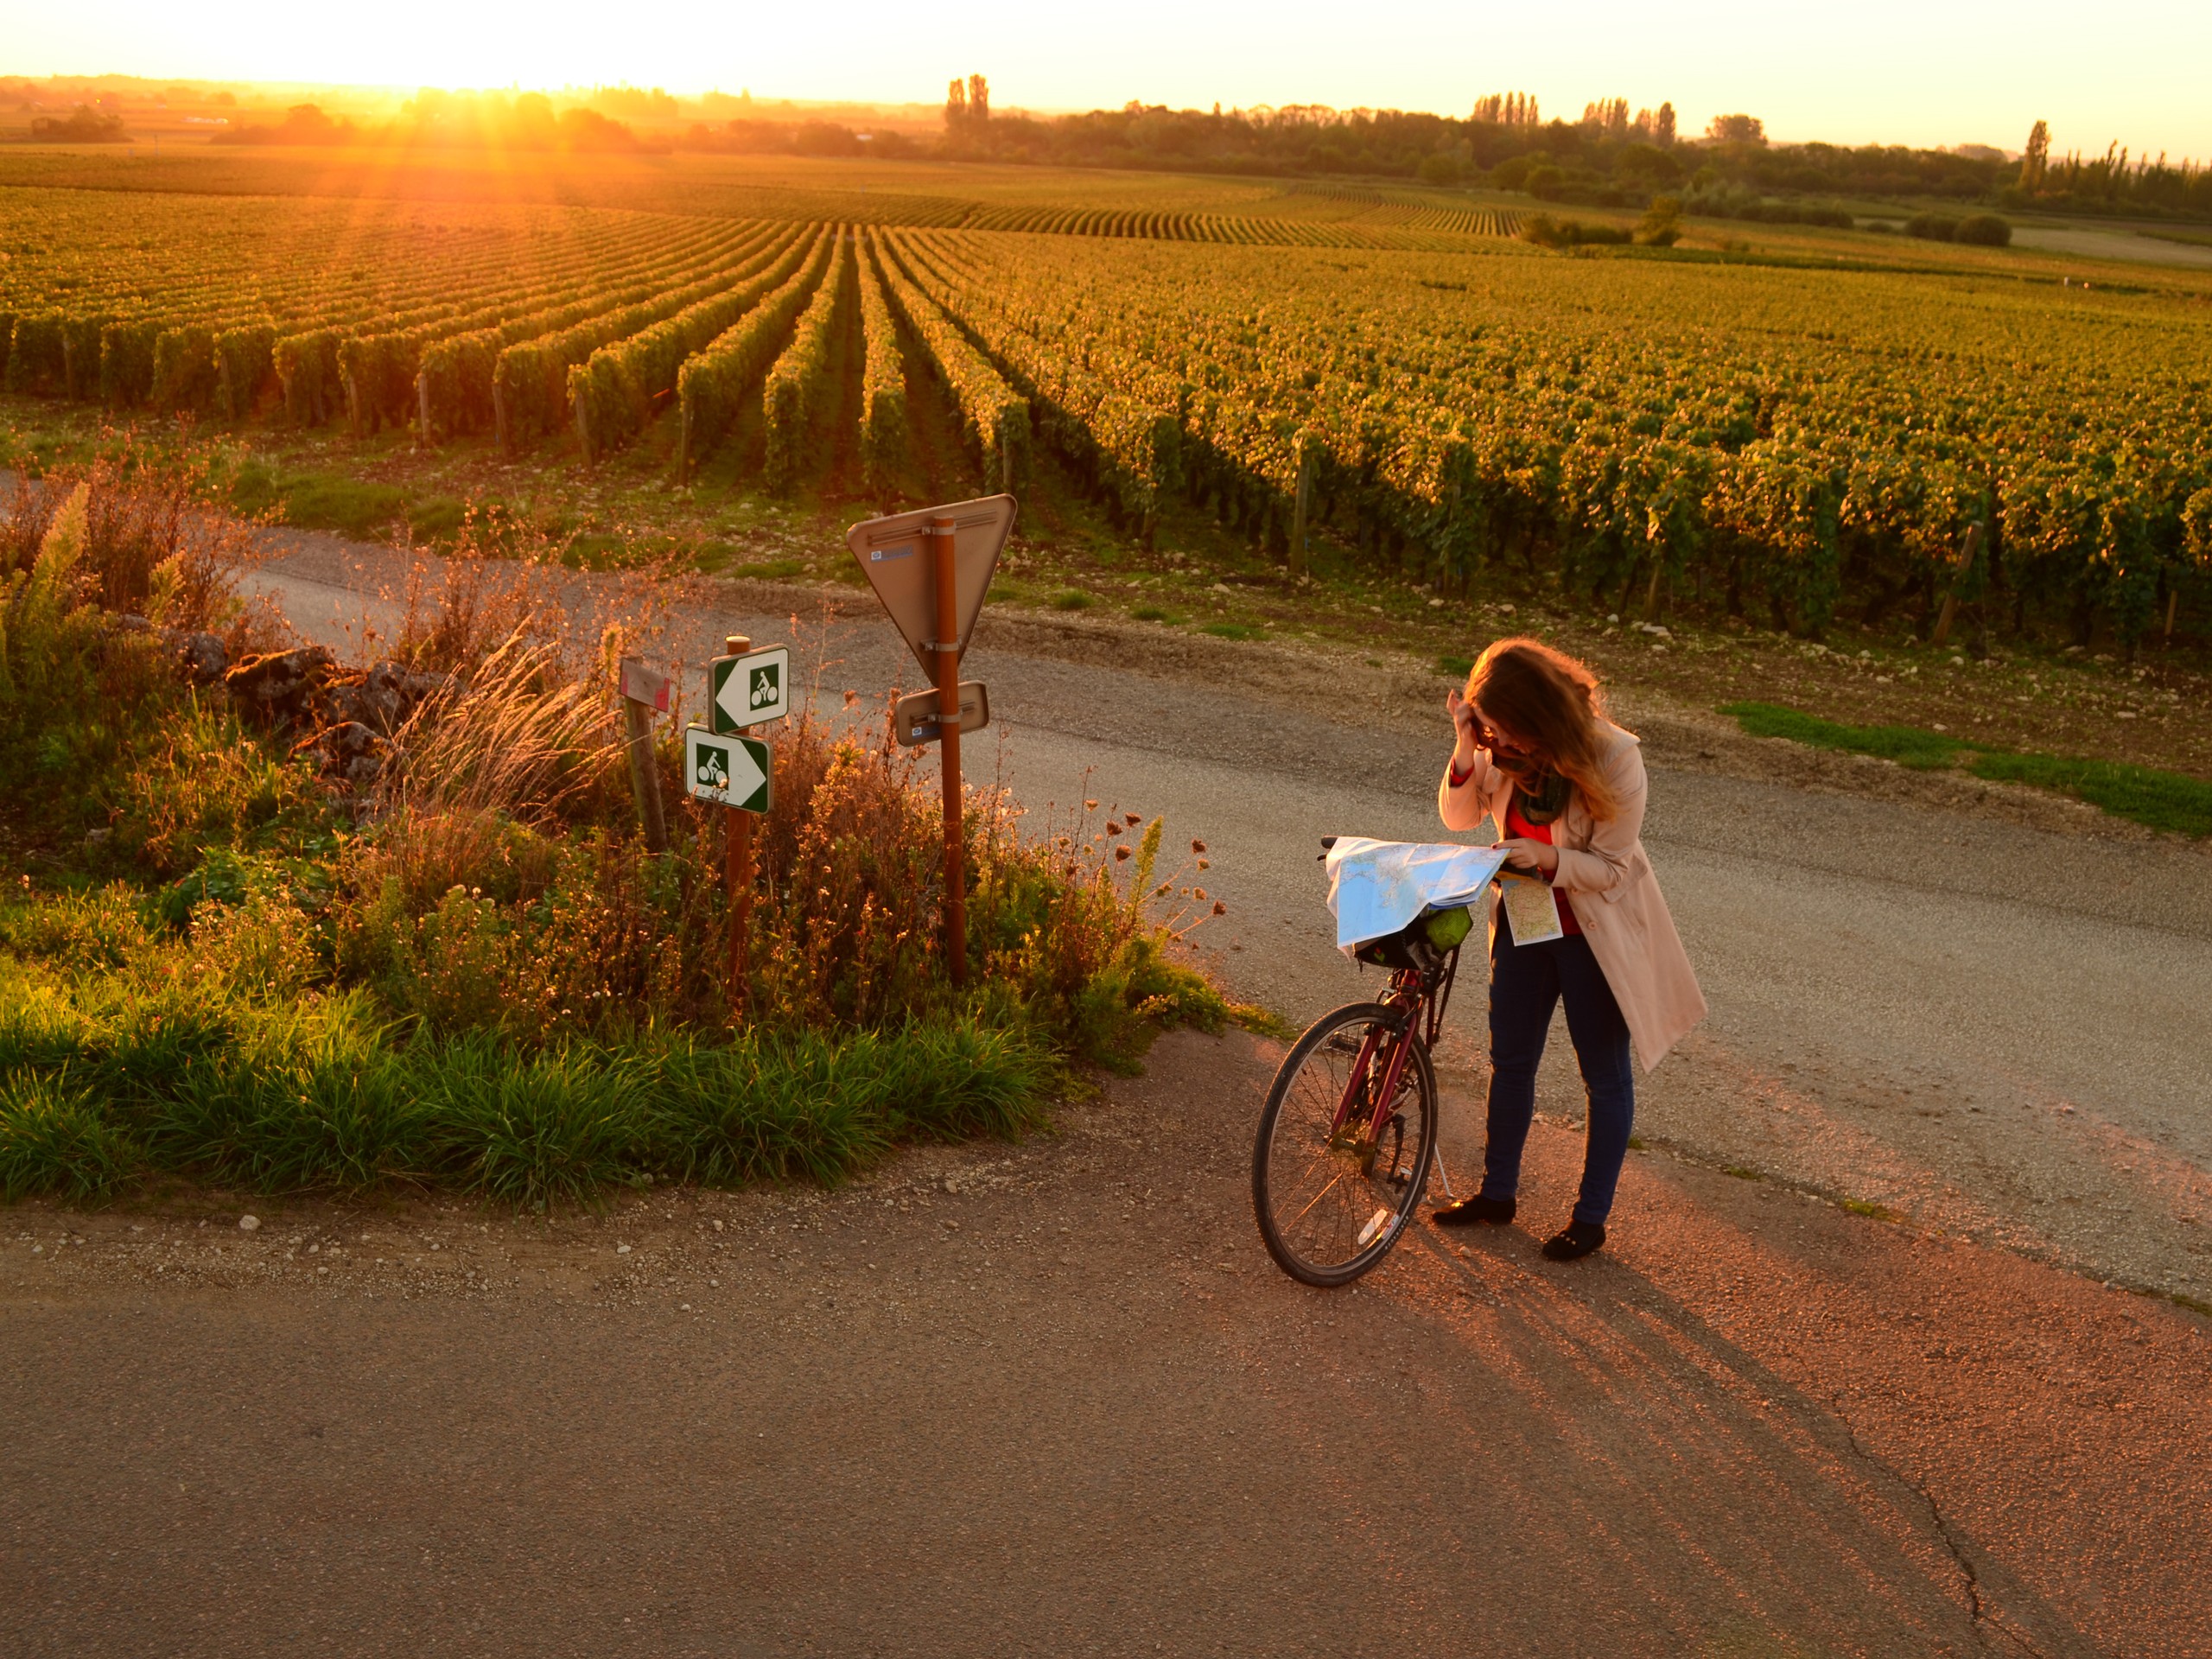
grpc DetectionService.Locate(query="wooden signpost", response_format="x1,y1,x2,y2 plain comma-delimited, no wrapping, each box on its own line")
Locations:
617,657,671,855
846,495,1016,988
690,632,783,1017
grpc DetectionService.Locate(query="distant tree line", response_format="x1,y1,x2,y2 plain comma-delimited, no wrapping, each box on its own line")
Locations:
212,92,646,153
698,83,2211,225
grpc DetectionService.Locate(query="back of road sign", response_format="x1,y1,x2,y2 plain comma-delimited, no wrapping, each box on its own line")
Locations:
845,495,1016,677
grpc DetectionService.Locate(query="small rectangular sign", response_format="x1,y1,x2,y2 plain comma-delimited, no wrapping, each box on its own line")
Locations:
709,645,791,734
893,682,991,747
618,657,671,713
685,727,772,814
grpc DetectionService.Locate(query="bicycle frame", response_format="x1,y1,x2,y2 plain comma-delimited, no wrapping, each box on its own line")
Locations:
1326,945,1463,1151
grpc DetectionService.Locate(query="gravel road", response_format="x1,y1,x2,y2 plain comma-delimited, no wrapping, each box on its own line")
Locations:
245,535,2212,1306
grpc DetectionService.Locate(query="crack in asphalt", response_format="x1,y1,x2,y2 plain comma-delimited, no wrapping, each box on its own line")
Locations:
1829,1411,2052,1659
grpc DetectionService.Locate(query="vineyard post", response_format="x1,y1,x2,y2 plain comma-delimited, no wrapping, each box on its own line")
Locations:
574,397,594,469
2164,587,2179,647
931,514,968,987
724,633,756,1018
1290,440,1313,574
492,381,509,456
1929,522,1985,650
416,371,433,449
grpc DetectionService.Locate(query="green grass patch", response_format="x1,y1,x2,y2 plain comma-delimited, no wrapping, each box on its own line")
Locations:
728,557,808,581
1051,589,1093,611
1840,1197,1899,1221
1130,606,1182,625
228,465,410,540
1437,654,1474,678
1722,1164,1764,1180
0,964,1057,1208
1720,700,2212,837
1201,622,1264,641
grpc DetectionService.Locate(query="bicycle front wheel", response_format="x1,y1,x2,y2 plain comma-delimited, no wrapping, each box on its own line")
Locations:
1252,1001,1439,1287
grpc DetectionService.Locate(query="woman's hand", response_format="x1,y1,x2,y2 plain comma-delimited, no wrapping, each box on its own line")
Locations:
1498,836,1559,877
1446,689,1481,767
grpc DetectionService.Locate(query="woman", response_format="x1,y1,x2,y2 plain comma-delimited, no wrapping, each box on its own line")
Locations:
1431,639,1705,1261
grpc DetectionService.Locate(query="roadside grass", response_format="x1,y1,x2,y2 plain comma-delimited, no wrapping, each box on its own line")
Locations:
1840,1197,1900,1222
1051,589,1093,610
1201,622,1265,641
0,958,1056,1209
1,465,1233,1209
1722,700,2212,837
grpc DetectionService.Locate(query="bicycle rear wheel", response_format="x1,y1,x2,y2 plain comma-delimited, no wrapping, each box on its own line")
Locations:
1252,1001,1438,1287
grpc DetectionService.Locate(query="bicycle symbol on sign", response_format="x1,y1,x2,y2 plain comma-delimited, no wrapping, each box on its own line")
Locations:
695,746,729,791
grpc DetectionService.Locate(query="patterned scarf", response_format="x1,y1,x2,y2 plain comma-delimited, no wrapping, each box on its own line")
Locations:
1510,766,1573,826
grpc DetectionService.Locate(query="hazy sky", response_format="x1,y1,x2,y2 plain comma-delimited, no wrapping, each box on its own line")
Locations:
10,0,2209,159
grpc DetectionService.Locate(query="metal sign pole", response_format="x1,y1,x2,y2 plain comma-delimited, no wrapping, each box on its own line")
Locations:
931,516,966,986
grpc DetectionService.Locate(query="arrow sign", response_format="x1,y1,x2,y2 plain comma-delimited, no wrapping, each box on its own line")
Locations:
685,727,772,814
845,495,1015,676
709,645,790,734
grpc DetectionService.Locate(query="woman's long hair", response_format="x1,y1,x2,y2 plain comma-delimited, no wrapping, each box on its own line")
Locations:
1466,638,1622,822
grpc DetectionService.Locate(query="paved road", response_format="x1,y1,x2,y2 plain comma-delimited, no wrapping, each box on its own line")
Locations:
8,1033,2209,1657
4,532,2208,1656
246,539,2212,1306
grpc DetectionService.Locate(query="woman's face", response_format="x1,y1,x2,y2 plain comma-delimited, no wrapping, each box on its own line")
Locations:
1471,702,1536,761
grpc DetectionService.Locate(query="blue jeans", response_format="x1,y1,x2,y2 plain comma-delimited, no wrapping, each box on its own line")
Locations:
1479,922,1636,1227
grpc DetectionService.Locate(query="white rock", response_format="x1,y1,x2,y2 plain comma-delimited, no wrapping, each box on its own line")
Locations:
238,1215,260,1232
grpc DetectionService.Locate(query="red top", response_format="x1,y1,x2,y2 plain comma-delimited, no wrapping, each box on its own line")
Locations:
1504,794,1581,935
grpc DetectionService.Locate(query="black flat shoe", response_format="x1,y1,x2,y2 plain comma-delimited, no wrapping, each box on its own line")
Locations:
1433,1194,1516,1227
1541,1220,1607,1261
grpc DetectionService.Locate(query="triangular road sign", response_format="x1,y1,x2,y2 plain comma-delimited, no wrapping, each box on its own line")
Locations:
845,495,1016,677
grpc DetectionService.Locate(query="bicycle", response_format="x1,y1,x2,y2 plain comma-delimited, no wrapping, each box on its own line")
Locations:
1251,837,1475,1287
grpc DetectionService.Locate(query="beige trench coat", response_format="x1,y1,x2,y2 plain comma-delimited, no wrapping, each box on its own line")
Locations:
1439,721,1707,1072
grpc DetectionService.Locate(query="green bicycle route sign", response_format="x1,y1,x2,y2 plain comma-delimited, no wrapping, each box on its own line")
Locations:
685,727,772,814
709,645,791,734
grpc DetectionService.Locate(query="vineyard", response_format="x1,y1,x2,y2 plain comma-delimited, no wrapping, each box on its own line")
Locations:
3,174,2209,647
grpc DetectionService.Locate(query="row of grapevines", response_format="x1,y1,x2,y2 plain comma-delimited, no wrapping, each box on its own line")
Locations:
874,231,2212,644
331,217,742,435
495,224,809,446
892,232,1179,541
414,221,771,441
871,234,1029,494
569,226,823,463
762,231,852,493
673,229,838,477
855,235,909,498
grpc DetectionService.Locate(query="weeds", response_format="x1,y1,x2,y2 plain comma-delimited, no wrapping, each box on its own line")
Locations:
2,467,1230,1207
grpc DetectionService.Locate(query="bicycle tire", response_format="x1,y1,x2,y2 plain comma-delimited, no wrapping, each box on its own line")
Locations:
1252,1001,1439,1287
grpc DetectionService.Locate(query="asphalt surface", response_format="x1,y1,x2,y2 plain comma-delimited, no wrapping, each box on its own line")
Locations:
7,1032,2207,1657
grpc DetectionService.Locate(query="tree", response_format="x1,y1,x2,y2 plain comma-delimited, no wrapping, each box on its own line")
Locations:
944,77,968,130
1656,102,1676,147
1707,112,1765,145
2020,119,2050,191
968,74,989,123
